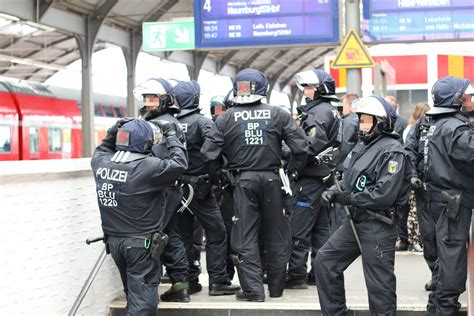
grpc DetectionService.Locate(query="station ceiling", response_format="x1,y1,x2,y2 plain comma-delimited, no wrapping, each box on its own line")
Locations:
0,0,338,95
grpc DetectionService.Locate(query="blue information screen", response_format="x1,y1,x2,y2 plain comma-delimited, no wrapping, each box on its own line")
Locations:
194,0,339,48
362,0,474,43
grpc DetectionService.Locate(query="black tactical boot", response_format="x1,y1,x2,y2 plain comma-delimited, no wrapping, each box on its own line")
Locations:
209,280,240,296
235,290,264,302
189,280,203,295
160,282,190,302
285,278,308,289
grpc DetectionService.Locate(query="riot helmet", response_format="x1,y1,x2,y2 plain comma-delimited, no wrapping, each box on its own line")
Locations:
231,68,268,105
174,80,201,116
294,69,338,103
354,96,397,144
427,76,471,115
113,119,162,162
210,90,233,120
134,78,180,120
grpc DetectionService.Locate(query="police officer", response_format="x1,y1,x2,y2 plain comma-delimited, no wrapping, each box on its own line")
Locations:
423,76,474,315
210,91,237,281
404,110,436,291
175,80,240,295
286,69,341,289
316,96,411,315
91,118,187,315
201,68,308,301
135,78,190,302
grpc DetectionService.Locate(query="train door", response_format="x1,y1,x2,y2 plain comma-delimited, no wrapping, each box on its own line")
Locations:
0,91,19,160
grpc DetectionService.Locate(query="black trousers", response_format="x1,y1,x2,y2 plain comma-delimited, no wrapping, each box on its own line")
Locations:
415,188,437,273
108,236,160,316
161,186,188,283
427,201,472,315
314,219,398,316
287,177,330,281
178,188,228,284
220,185,237,280
231,171,291,299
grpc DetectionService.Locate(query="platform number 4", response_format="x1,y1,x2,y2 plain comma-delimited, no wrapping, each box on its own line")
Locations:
203,0,211,12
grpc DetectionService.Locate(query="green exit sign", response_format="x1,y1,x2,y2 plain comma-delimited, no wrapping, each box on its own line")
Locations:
143,21,195,51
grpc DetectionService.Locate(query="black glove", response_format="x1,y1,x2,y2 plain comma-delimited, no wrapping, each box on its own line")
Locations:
102,117,134,149
410,176,422,190
155,120,177,137
321,190,336,204
288,170,299,182
333,190,351,206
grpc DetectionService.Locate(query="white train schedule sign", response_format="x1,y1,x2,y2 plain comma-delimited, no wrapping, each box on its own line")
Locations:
194,0,340,48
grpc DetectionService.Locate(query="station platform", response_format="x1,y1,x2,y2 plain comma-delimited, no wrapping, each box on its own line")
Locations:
109,252,467,316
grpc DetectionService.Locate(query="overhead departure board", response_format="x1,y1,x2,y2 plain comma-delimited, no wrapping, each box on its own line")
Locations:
194,0,340,48
362,0,474,43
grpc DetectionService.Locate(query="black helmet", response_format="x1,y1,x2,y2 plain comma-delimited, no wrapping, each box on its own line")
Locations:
232,68,268,105
174,80,200,110
427,76,470,115
113,119,162,162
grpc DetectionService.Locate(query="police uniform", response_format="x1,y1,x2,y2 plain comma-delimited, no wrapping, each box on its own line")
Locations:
136,78,190,300
175,81,238,293
315,96,411,315
422,77,474,314
91,120,187,315
286,92,341,287
330,112,359,234
404,116,437,278
201,69,308,300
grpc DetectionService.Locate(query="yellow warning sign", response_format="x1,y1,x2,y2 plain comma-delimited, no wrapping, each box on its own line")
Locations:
331,29,375,69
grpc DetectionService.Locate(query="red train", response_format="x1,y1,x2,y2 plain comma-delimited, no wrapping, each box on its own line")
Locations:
0,80,127,160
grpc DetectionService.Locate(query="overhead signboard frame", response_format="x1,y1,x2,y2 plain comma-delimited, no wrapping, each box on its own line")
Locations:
332,29,375,68
194,0,340,49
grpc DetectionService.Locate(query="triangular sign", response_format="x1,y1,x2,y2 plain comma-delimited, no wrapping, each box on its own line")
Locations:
332,29,375,69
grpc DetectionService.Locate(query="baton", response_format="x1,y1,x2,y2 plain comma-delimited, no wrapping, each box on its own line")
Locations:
332,172,363,253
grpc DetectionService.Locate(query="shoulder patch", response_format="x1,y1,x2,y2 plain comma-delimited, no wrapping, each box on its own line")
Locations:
388,160,398,174
307,127,316,138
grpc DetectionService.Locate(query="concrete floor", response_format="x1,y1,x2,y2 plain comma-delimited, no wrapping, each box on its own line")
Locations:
110,251,468,314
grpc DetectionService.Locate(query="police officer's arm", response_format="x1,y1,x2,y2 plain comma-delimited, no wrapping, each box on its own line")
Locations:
201,115,225,162
306,110,335,156
149,135,188,187
281,110,308,173
351,152,408,210
403,119,420,178
449,124,474,171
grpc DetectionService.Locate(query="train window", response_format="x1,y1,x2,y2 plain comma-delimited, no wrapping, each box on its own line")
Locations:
48,128,62,152
63,128,72,153
29,127,39,153
0,125,11,153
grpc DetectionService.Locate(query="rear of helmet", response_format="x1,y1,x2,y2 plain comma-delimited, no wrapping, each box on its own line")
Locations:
231,68,268,105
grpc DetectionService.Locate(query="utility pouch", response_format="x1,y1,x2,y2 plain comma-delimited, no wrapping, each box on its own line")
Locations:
195,175,212,200
150,232,169,260
441,191,461,220
222,170,237,189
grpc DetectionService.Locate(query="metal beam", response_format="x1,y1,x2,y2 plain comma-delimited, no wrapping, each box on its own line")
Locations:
239,50,264,70
35,0,54,21
78,0,119,157
123,31,141,118
217,50,237,73
1,0,130,48
280,48,335,90
187,51,208,81
260,50,288,74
